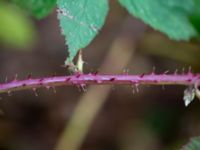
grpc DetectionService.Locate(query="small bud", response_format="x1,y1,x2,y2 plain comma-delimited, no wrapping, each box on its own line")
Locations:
64,60,79,74
183,86,195,107
76,49,84,73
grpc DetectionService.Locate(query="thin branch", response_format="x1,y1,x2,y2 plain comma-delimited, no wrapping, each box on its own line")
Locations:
0,73,200,94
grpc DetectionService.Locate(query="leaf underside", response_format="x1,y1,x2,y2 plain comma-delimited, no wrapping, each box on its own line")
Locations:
183,86,195,107
181,136,200,150
57,0,109,62
118,0,198,40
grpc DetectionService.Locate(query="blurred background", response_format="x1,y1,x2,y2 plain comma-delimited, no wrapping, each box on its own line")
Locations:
0,0,200,150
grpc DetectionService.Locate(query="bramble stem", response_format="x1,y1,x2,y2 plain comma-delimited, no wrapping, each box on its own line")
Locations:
0,73,200,94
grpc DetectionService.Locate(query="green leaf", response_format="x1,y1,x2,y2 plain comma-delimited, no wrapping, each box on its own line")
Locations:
118,0,198,40
57,0,109,62
190,0,200,34
11,0,56,19
0,2,36,48
181,136,200,150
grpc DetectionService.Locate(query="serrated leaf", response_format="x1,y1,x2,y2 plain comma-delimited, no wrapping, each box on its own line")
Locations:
11,0,56,19
0,2,36,48
57,0,109,62
181,136,200,150
118,0,198,40
183,86,195,107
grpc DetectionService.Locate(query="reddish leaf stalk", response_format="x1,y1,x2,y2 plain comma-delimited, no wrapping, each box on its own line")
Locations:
0,73,199,94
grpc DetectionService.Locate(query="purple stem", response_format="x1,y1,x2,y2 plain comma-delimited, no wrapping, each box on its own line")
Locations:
0,73,199,94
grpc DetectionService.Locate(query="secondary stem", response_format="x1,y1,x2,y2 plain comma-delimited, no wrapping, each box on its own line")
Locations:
0,73,199,94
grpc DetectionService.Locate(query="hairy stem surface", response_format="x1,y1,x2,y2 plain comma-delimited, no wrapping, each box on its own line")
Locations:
0,73,199,94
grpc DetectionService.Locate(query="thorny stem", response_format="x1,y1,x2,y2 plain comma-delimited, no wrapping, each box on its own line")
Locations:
0,73,200,94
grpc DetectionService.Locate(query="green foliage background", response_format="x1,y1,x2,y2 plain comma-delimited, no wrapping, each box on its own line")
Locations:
0,1,36,48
